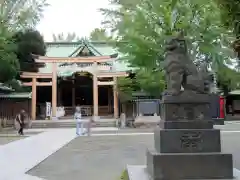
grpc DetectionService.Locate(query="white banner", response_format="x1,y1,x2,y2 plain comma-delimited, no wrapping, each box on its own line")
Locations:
46,102,51,117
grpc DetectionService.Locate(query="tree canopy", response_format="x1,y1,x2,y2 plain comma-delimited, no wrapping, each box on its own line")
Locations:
0,0,48,85
52,28,111,42
89,28,111,41
216,0,240,68
13,29,46,72
0,36,19,83
52,32,81,42
0,0,48,33
101,0,239,97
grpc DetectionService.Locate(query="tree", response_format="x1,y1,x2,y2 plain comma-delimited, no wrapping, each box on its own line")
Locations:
89,28,111,41
0,0,49,33
117,76,137,102
217,64,240,95
101,0,235,96
12,29,46,72
216,0,240,68
0,0,48,85
0,36,19,83
52,32,81,42
135,69,165,97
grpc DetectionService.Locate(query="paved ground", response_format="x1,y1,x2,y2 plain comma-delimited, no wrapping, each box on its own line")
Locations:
0,127,121,180
0,136,25,145
0,123,240,180
0,131,42,136
0,129,77,180
28,130,240,180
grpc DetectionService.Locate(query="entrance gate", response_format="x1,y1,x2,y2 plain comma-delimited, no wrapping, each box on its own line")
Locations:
20,54,128,120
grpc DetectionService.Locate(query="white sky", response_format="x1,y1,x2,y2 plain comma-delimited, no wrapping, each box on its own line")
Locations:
36,0,110,42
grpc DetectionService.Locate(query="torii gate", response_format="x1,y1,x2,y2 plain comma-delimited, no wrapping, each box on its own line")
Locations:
20,54,128,120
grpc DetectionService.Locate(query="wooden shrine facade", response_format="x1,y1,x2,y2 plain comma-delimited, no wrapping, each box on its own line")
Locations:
21,54,128,120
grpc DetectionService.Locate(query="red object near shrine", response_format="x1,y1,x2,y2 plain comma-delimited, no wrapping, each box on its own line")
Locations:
219,96,225,119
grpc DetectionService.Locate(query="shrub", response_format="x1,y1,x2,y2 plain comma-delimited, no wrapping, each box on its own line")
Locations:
119,170,129,180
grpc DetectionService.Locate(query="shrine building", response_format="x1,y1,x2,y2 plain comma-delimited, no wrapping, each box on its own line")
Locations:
21,40,131,120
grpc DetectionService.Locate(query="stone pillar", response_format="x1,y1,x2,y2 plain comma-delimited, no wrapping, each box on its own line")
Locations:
72,79,75,107
52,63,57,119
93,62,99,120
31,77,37,120
113,77,119,119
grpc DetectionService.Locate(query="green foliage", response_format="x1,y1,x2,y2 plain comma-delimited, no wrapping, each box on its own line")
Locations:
217,64,240,94
215,0,240,68
0,36,19,83
0,0,49,32
117,69,165,100
105,0,234,66
135,69,165,97
101,0,238,95
52,32,81,42
0,0,48,86
12,29,46,72
5,79,31,92
52,28,111,42
216,0,240,36
89,28,111,41
0,0,48,91
119,170,128,180
117,76,138,102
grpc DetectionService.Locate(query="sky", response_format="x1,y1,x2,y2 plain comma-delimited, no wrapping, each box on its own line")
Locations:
36,0,110,42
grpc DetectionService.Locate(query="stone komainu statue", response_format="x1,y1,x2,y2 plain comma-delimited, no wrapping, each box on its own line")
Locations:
163,33,211,95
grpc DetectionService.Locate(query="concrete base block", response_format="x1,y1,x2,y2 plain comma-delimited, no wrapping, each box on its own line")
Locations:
146,149,233,180
127,165,240,180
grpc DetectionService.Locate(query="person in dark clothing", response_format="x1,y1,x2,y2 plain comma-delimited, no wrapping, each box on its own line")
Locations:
16,110,25,135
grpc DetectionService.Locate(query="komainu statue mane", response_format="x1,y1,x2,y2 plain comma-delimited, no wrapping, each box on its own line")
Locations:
163,33,211,96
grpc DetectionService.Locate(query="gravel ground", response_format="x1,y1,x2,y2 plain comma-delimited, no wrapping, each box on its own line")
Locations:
28,132,240,180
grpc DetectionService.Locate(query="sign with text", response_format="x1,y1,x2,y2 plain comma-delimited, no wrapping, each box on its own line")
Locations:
46,102,51,117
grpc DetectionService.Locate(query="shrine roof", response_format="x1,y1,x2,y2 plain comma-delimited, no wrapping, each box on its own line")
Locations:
39,40,131,74
228,90,240,95
45,41,116,57
0,92,32,99
0,83,14,92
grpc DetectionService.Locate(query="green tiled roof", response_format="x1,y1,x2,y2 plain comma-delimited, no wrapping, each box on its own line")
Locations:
229,90,240,95
39,40,131,75
45,41,117,57
0,92,32,99
0,83,14,92
46,43,78,57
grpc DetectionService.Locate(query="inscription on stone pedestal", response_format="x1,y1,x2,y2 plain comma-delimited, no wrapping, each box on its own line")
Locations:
161,103,211,121
180,131,203,151
183,106,194,120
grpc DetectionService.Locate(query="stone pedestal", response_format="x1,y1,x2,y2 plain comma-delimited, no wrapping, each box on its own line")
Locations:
154,128,221,153
127,93,238,180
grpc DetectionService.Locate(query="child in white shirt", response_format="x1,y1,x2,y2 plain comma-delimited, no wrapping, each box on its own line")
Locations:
74,107,83,135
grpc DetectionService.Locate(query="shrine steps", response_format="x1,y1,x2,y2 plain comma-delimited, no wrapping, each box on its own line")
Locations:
30,119,116,129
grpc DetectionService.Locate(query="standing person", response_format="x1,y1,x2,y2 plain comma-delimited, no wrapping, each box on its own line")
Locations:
16,110,25,135
74,106,83,136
